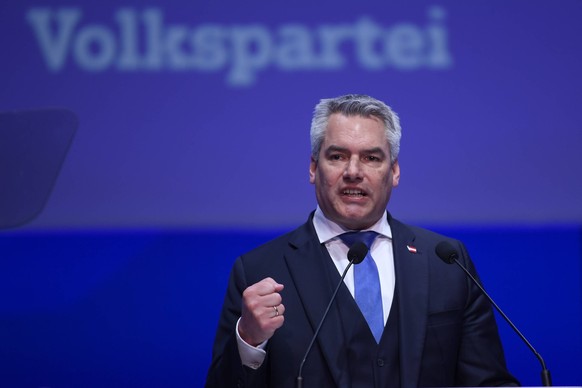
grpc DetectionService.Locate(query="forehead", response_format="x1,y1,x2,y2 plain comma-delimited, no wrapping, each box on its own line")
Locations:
323,113,388,149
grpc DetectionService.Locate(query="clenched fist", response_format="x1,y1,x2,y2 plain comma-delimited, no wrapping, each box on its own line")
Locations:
238,277,285,346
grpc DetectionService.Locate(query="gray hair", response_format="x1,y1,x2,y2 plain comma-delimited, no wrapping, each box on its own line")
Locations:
310,94,402,164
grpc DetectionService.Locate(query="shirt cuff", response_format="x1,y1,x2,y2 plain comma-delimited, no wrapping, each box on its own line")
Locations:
235,318,268,370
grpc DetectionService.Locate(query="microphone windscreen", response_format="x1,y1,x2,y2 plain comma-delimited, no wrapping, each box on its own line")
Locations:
348,241,369,264
435,241,458,264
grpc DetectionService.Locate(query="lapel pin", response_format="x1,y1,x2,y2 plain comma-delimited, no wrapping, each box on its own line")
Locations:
406,245,418,254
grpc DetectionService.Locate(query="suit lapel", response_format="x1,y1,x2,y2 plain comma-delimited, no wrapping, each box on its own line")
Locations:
390,217,428,388
283,220,350,387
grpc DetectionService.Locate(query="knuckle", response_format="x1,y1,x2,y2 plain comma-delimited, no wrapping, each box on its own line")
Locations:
245,298,259,310
242,287,255,299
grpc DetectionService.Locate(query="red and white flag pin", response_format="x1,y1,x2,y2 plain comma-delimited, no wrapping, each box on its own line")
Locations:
406,245,418,254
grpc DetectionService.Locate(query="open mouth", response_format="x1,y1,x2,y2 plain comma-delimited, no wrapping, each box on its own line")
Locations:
342,189,367,198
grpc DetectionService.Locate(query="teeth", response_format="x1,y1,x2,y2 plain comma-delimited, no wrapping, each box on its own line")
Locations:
343,189,365,196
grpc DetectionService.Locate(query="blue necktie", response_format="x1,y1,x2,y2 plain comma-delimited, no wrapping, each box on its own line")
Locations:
340,231,384,343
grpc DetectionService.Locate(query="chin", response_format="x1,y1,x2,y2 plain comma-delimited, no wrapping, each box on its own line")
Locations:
337,214,374,230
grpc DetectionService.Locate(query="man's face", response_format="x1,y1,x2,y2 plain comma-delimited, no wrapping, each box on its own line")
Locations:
309,113,400,230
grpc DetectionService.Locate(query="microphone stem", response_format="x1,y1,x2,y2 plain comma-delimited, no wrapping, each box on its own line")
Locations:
296,259,355,388
454,259,552,386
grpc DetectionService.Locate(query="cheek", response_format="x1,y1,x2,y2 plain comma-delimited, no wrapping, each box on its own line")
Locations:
317,166,337,186
375,170,393,191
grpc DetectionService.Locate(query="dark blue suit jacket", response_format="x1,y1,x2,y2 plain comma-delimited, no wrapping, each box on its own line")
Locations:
206,213,518,387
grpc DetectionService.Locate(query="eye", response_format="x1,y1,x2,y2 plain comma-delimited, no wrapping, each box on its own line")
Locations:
364,155,381,162
329,154,344,161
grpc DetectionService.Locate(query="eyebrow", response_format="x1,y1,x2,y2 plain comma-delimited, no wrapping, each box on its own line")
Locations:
325,145,387,157
324,145,349,155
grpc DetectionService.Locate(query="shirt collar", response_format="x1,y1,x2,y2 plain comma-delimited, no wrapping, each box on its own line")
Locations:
312,206,392,244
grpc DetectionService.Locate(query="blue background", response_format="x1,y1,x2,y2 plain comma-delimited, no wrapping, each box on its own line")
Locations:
1,1,581,386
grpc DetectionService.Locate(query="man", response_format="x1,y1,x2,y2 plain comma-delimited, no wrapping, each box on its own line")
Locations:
206,94,518,387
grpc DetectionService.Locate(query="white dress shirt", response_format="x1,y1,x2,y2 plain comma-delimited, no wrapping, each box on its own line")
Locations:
312,207,396,324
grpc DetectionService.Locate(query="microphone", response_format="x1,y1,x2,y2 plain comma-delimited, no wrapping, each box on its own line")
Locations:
435,241,552,386
296,241,368,388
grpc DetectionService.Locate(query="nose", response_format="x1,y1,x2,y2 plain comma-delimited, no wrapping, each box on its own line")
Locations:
343,156,363,180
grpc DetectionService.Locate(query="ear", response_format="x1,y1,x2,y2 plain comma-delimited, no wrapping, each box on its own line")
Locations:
391,160,400,187
309,156,317,184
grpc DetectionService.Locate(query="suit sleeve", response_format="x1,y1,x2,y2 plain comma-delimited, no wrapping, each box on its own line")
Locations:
205,257,269,388
454,242,520,386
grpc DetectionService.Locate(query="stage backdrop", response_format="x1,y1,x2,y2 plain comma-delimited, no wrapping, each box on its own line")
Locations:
1,0,581,386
